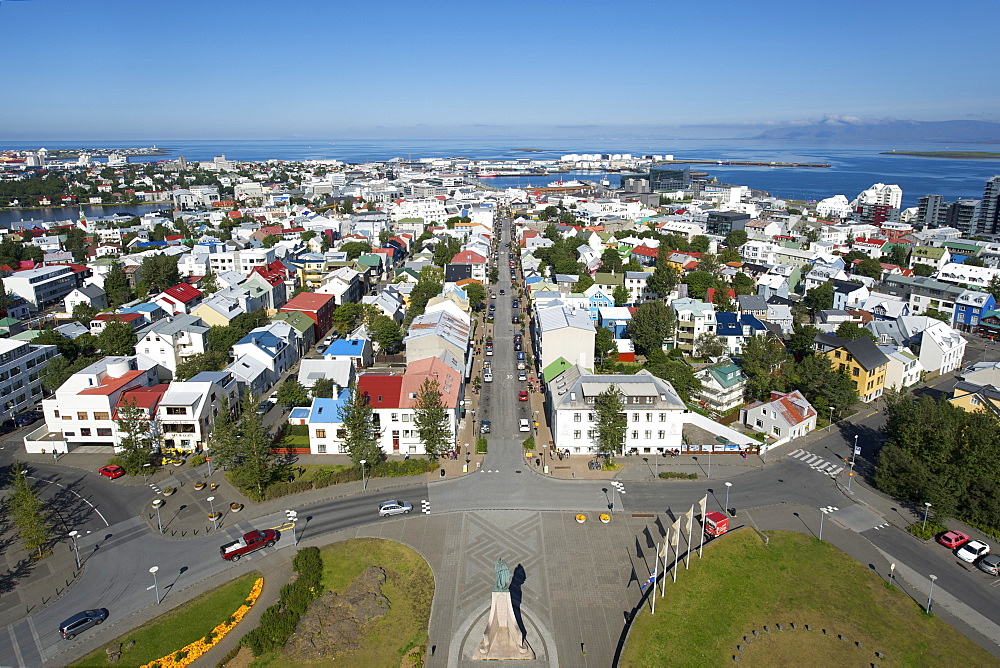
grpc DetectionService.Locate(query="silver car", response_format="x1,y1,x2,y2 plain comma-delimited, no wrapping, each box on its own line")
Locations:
378,500,413,516
976,553,1000,575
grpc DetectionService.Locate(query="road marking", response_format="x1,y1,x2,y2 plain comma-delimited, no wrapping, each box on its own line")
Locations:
788,450,845,479
7,624,25,667
421,500,431,514
27,616,42,661
820,506,839,514
27,476,110,527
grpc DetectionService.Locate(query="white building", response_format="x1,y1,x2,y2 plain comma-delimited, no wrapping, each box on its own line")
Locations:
0,338,56,419
157,371,239,453
3,265,78,308
136,315,210,376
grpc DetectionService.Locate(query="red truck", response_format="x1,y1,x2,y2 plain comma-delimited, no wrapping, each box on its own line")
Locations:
220,529,278,561
704,511,729,539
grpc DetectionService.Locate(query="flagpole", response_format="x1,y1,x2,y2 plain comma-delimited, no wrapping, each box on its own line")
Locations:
685,504,695,569
660,534,668,597
698,495,708,559
650,559,657,615
673,535,679,583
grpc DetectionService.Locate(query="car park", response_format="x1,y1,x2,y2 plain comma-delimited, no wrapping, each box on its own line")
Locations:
518,390,529,402
937,530,970,549
976,554,1000,575
956,540,990,563
480,419,491,434
98,465,125,479
60,609,108,639
378,500,412,516
518,418,530,432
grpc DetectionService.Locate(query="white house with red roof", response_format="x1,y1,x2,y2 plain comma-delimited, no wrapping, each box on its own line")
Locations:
853,237,887,259
740,390,817,442
89,312,147,335
25,355,165,454
154,283,204,315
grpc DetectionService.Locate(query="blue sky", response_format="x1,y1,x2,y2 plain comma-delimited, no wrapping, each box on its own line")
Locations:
1,0,998,139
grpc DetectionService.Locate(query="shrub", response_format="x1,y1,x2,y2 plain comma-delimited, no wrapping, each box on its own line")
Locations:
659,471,699,480
907,520,947,541
107,455,126,469
521,436,535,451
476,437,488,454
262,480,312,500
285,424,308,436
188,455,207,467
371,459,435,477
243,547,324,657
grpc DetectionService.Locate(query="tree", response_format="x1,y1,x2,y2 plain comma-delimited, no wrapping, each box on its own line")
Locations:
369,315,403,353
337,386,382,467
724,230,748,249
72,303,99,325
201,269,219,295
593,384,627,459
276,377,311,407
647,244,678,298
114,397,157,474
739,334,790,400
842,250,867,264
595,326,616,365
8,463,51,559
612,284,630,307
788,323,820,357
627,302,676,356
311,378,336,399
173,350,229,380
432,236,462,267
683,271,714,301
340,241,372,260
835,321,875,341
332,302,362,330
300,230,317,243
854,258,883,280
886,244,909,268
644,350,701,402
576,273,594,292
413,378,451,461
732,273,755,296
138,254,180,295
600,248,623,273
804,281,835,312
912,263,936,277
97,321,138,356
691,235,710,253
104,264,133,307
224,392,279,500
465,283,486,311
34,328,80,361
786,353,857,417
261,235,280,248
540,206,558,222
987,275,1000,304
694,332,726,360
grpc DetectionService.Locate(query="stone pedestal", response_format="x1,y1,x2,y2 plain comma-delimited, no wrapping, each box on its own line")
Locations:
476,591,535,660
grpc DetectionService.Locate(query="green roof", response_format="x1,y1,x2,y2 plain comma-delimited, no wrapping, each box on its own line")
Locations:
942,242,982,255
271,311,314,335
356,254,382,267
912,246,946,259
593,272,624,287
10,330,41,341
542,357,573,382
0,317,21,326
707,362,747,389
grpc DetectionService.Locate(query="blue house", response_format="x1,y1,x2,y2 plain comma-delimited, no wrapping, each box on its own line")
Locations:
306,389,352,454
597,306,633,338
715,312,768,356
583,285,614,321
954,290,996,333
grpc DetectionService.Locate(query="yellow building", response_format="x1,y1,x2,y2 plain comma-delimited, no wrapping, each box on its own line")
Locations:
949,380,1000,417
814,333,890,403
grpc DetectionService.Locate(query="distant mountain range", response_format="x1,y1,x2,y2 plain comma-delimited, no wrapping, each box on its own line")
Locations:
753,118,1000,142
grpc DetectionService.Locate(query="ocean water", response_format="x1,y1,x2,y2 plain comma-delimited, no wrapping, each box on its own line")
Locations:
2,137,998,209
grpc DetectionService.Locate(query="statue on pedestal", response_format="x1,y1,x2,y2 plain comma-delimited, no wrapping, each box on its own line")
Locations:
476,557,534,660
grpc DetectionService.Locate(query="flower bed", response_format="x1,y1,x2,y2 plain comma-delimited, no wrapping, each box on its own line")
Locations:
141,577,264,667
193,482,206,491
230,503,243,513
600,514,611,524
575,514,586,523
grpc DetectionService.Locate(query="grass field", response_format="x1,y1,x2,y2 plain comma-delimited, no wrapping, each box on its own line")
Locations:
621,530,998,667
260,538,434,666
71,572,260,667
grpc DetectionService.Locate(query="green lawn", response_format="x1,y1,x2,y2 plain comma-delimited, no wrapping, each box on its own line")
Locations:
622,530,998,667
262,538,433,666
71,572,260,667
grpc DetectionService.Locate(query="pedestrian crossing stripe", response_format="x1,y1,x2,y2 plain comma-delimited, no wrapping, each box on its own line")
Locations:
420,500,431,514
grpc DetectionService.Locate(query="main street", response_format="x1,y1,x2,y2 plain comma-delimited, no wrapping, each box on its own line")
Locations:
1,217,998,666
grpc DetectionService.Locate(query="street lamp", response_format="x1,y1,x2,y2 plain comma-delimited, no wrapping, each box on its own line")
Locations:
847,462,855,491
828,406,834,432
926,574,937,614
724,482,732,517
207,496,218,530
142,463,150,481
68,530,81,569
889,563,896,587
149,566,161,604
922,502,932,532
207,456,213,477
155,500,163,534
285,509,299,546
852,434,859,467
819,508,826,541
359,459,367,491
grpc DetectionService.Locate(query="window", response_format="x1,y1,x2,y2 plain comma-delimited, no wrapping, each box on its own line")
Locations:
646,413,653,422
317,443,326,453
852,367,860,376
755,419,763,428
316,429,326,438
658,430,665,439
54,410,60,418
80,428,91,436
94,411,110,421
97,427,112,437
659,413,666,422
644,430,652,439
403,414,411,422
773,427,781,436
574,430,581,439
77,412,87,420
166,407,186,415
646,397,654,404
574,413,581,422
632,413,639,422
587,413,593,422
391,413,399,422
834,350,841,358
632,430,638,439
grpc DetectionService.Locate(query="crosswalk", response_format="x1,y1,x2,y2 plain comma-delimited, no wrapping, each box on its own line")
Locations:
421,500,431,514
788,449,844,477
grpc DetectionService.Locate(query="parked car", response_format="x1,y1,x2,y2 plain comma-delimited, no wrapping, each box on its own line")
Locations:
480,419,491,434
976,553,1000,575
517,351,526,361
98,465,125,479
512,299,519,308
518,390,529,402
956,540,990,563
378,500,412,516
518,371,527,381
937,531,970,549
499,289,505,295
14,411,41,427
518,418,531,432
60,609,108,639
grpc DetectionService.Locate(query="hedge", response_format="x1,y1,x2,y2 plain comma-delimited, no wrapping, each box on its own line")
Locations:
242,547,323,657
659,471,699,480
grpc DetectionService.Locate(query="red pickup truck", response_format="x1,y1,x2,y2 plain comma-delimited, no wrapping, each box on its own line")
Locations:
220,529,277,561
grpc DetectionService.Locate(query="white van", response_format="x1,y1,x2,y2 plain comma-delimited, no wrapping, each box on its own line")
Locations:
518,418,530,432
483,370,493,383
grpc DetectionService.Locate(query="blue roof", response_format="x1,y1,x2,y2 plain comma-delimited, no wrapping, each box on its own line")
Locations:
308,388,351,424
289,407,310,420
236,330,281,354
326,339,365,356
135,241,169,248
715,312,767,337
120,303,163,315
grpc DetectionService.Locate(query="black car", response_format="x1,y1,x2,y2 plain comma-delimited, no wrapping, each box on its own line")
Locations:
511,315,520,324
14,411,41,428
512,299,519,308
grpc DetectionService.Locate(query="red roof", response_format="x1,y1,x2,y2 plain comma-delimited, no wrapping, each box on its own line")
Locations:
357,374,402,409
451,250,486,264
282,292,335,312
160,283,203,303
631,245,659,258
79,369,148,396
114,384,170,418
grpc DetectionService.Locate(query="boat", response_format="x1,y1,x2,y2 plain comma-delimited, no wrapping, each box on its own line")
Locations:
477,172,498,177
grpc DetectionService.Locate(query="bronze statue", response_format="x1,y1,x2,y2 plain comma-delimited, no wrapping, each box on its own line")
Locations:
494,557,511,592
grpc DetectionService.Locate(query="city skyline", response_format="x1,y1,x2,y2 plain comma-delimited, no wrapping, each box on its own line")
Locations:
1,0,998,139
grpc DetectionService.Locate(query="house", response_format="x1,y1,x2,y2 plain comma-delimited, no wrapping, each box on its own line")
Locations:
136,314,209,376
324,338,374,369
64,284,108,314
404,309,470,365
671,298,716,353
89,312,147,335
449,249,488,282
953,290,995,333
0,338,56,421
597,306,632,338
153,283,203,316
280,292,336,339
270,310,317,355
866,316,966,376
693,360,748,414
297,358,356,391
858,293,910,320
736,294,768,320
830,279,870,310
535,304,595,371
192,294,247,327
949,379,1000,418
550,368,686,455
740,390,817,441
877,344,923,390
157,371,239,452
3,265,78,308
583,285,615,321
306,389,353,454
225,354,270,399
231,324,299,388
715,313,768,356
814,333,890,403
910,245,951,271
